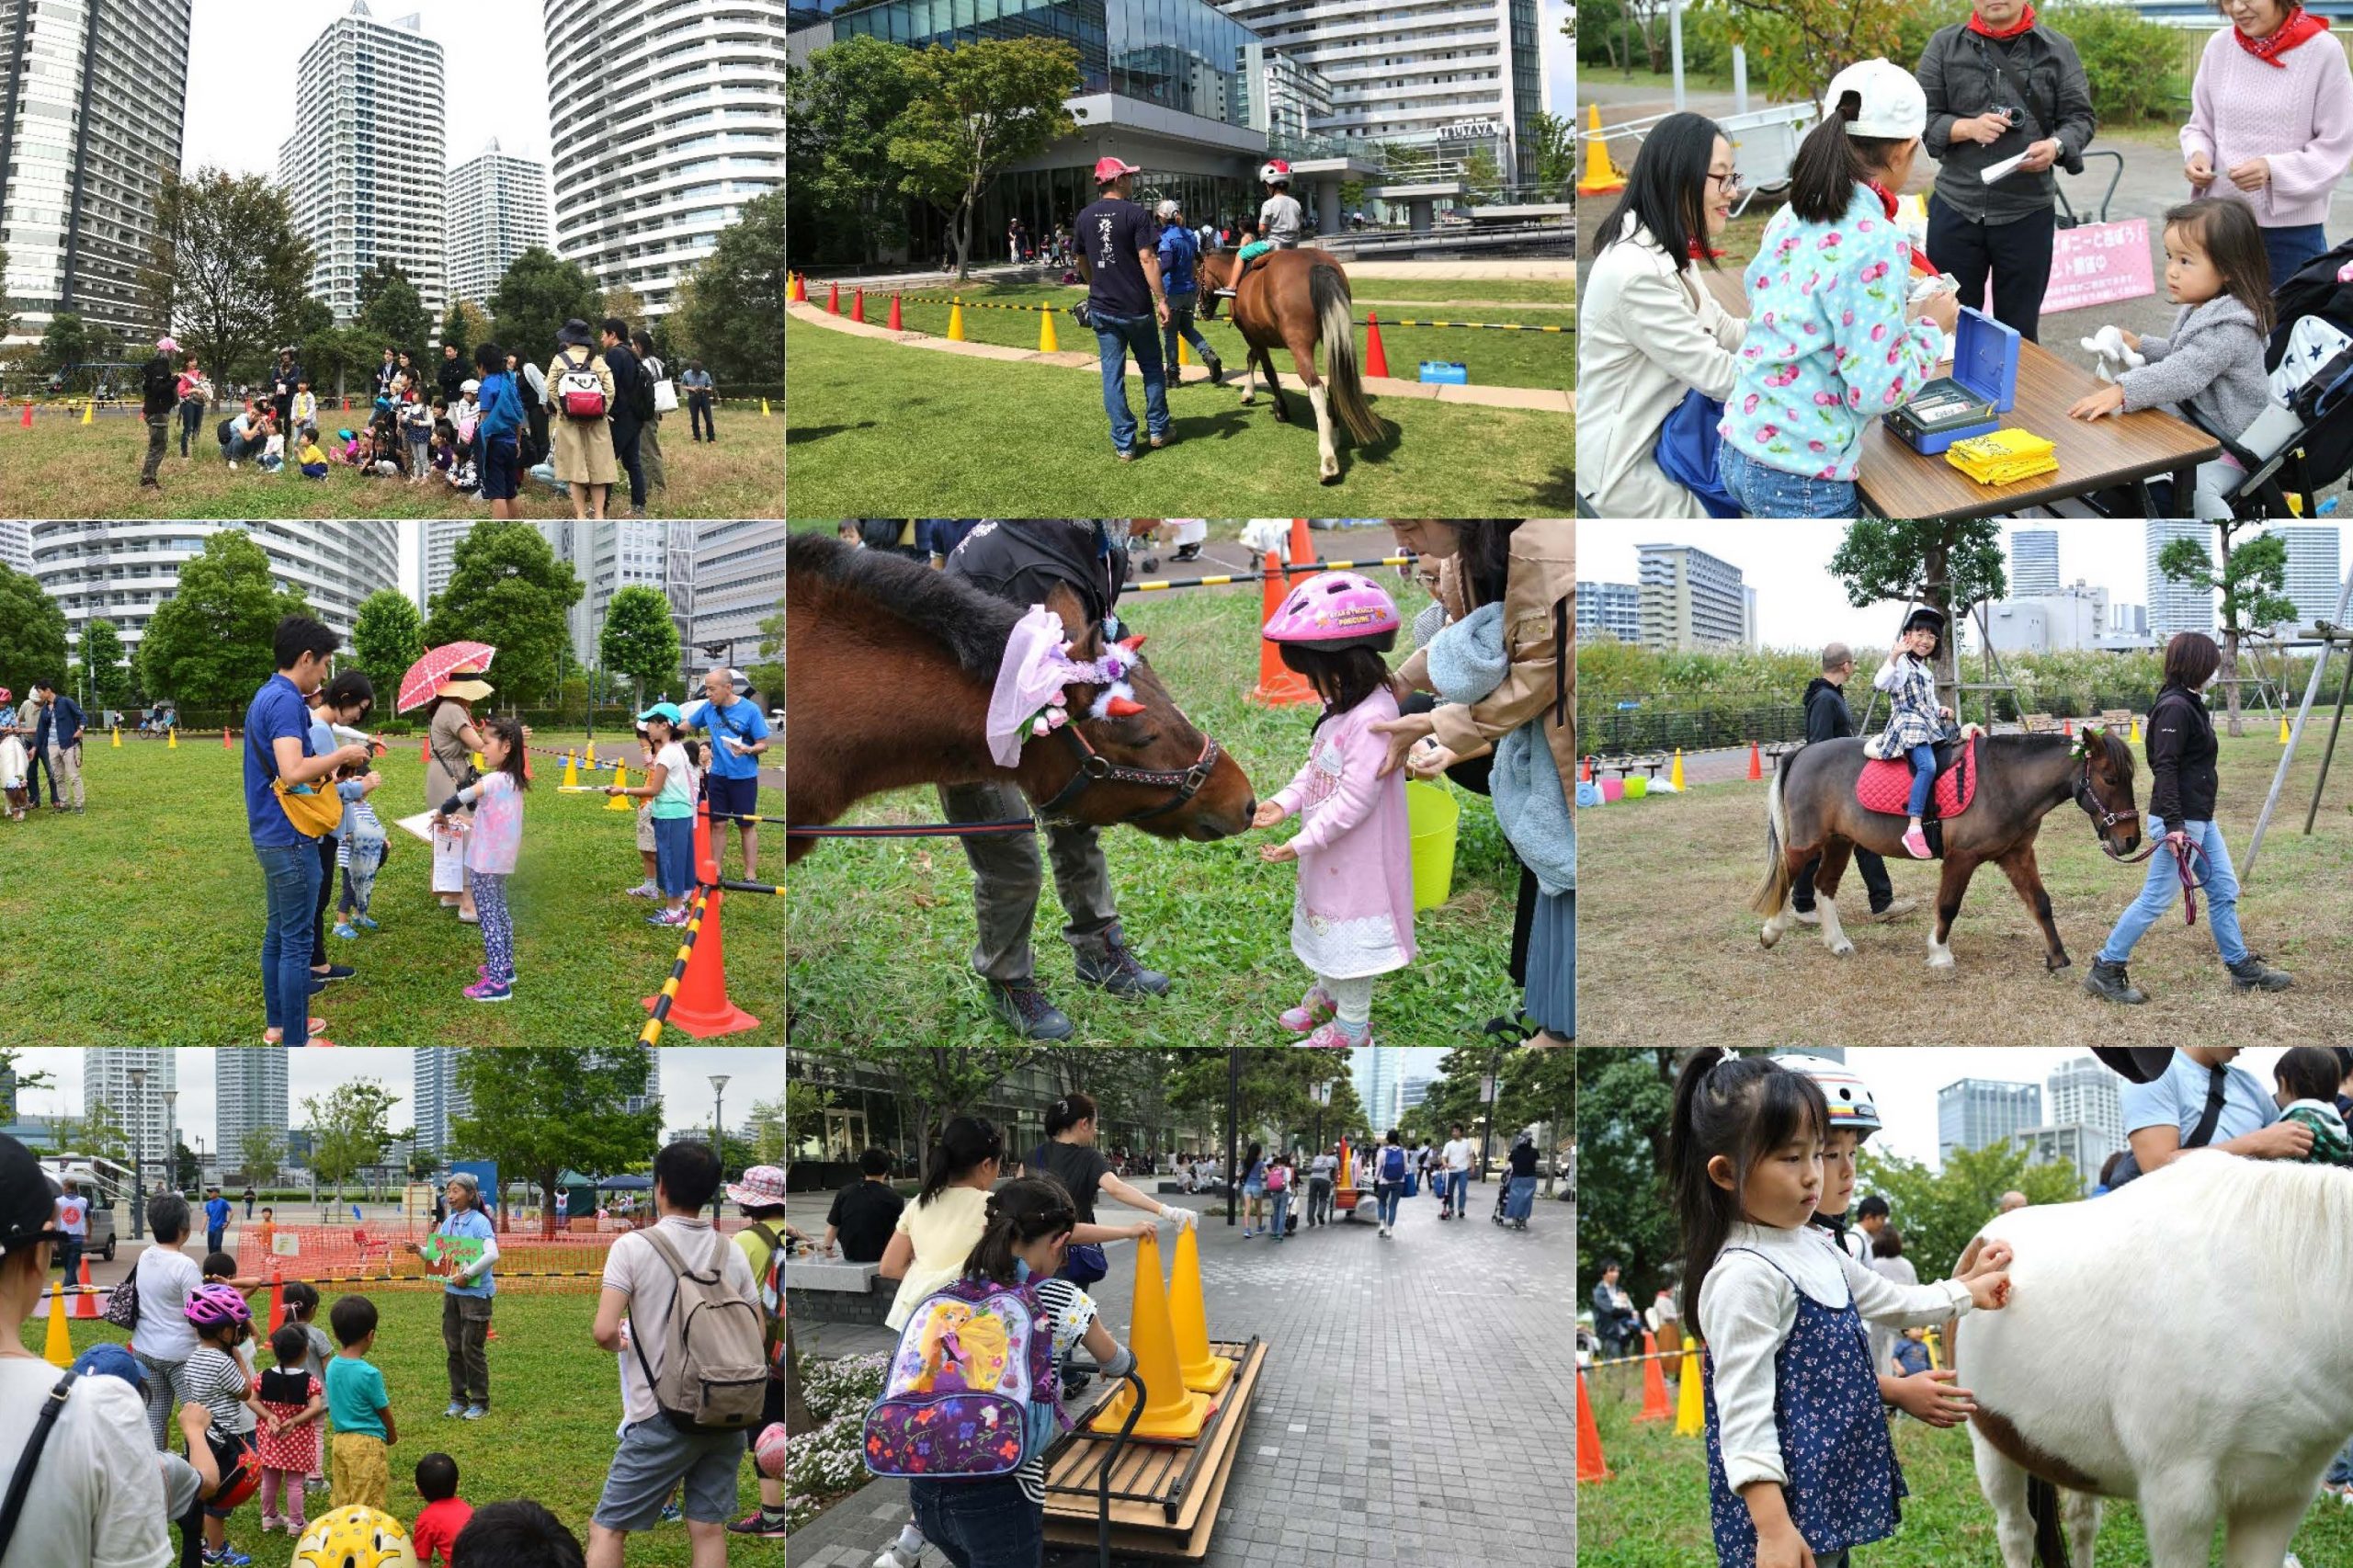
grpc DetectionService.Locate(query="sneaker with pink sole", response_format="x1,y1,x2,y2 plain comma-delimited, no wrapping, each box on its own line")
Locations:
623,881,661,898
463,977,512,1003
1278,984,1336,1032
1299,1020,1370,1049
1902,826,1932,859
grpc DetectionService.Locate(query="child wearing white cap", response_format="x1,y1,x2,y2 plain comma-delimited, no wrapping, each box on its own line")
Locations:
1717,60,1963,517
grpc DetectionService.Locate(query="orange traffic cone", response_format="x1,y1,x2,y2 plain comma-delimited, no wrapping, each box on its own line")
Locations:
2063,717,2073,738
222,725,233,750
18,401,30,429
419,737,429,766
1088,1232,1212,1440
851,287,866,324
43,1280,71,1366
825,280,839,314
1575,1370,1611,1482
1246,548,1315,707
1633,1331,1670,1422
266,1274,285,1337
1365,312,1389,379
887,293,903,331
72,1257,98,1318
1746,741,1761,781
1165,1222,1234,1395
643,896,761,1040
1580,756,1593,783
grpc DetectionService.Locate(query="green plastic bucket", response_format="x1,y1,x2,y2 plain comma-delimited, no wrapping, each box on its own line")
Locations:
1624,775,1648,799
1406,781,1460,911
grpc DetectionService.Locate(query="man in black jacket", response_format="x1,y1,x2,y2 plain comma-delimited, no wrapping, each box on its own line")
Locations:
600,317,651,516
938,521,1172,1039
437,342,468,405
1792,642,1915,926
139,336,178,490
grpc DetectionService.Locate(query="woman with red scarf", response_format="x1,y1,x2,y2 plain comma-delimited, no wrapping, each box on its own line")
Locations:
1916,0,2098,343
2183,0,2353,288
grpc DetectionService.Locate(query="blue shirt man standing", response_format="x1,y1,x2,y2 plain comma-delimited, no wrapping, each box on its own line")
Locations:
1154,199,1223,386
2118,1046,2311,1173
682,666,774,882
202,1187,232,1254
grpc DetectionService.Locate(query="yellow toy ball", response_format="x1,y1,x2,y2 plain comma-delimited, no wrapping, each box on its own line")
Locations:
293,1506,421,1568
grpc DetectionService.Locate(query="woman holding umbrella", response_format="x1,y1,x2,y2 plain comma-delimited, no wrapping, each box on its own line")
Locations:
399,644,498,923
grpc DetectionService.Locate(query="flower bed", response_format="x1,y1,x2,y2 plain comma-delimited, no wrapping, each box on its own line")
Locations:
787,1351,890,1533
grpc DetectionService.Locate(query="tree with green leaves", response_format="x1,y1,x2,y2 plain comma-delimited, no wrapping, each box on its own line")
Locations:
147,168,317,391
51,1102,132,1165
1526,110,1574,192
0,565,71,700
174,1142,199,1193
790,39,921,268
424,522,584,706
791,1044,1030,1163
2158,525,2298,736
297,322,380,406
1830,520,2007,718
350,589,427,710
437,297,472,363
599,584,683,710
40,311,90,376
238,1127,282,1190
358,261,431,358
748,608,785,711
1461,147,1506,204
666,189,787,384
78,619,131,712
1165,1050,1356,1155
301,1080,401,1215
488,248,604,369
1857,1141,2083,1284
1574,1048,1679,1310
451,1050,664,1237
135,532,314,708
891,40,1080,280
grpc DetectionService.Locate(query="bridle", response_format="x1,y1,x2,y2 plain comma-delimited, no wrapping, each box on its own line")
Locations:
2073,750,2154,862
1034,720,1222,828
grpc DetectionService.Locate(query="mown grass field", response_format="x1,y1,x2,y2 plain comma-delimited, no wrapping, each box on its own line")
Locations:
46,1290,766,1566
0,414,782,518
0,732,780,1046
1578,733,2349,1047
783,551,1529,1046
782,313,1574,517
1578,1365,2353,1565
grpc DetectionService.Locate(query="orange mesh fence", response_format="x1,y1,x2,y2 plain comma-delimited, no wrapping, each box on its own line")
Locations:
202,1218,760,1293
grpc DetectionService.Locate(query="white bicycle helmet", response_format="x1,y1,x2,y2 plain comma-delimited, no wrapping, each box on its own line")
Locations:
1771,1053,1882,1141
1154,199,1181,222
1258,159,1292,187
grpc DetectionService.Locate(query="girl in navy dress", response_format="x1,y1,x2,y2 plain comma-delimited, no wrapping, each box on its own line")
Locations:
1670,1050,2014,1568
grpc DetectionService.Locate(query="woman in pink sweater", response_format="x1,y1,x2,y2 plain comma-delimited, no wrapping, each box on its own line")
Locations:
1251,572,1419,1048
2182,0,2353,286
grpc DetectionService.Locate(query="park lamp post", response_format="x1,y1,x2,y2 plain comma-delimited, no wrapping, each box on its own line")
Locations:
161,1090,178,1199
127,1066,147,1240
710,1074,732,1221
1311,1081,1331,1159
1476,1053,1502,1185
1224,1049,1242,1228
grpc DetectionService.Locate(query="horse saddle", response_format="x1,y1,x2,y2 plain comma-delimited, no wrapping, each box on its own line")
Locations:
1855,734,1979,820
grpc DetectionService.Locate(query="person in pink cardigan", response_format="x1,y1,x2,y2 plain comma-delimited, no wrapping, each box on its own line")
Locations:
1250,572,1419,1048
2182,0,2353,287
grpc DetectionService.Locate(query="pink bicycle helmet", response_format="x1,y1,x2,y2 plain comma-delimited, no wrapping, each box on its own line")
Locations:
184,1282,252,1331
1262,571,1401,652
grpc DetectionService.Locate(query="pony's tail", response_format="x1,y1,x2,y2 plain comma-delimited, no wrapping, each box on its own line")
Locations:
1311,266,1384,445
1749,765,1792,916
2027,1477,2070,1568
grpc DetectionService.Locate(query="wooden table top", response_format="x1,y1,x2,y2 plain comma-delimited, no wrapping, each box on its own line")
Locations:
1699,268,2219,518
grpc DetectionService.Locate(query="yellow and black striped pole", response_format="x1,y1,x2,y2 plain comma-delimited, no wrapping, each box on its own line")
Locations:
1129,554,1420,593
638,885,714,1045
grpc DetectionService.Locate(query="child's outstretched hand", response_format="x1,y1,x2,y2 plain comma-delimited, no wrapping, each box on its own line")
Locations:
1259,841,1298,863
1251,800,1287,830
1885,1368,1975,1427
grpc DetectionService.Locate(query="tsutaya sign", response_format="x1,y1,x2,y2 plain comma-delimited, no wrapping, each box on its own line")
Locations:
1438,119,1506,141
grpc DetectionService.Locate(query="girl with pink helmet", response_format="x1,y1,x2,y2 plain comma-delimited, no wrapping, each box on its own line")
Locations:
1252,570,1420,1046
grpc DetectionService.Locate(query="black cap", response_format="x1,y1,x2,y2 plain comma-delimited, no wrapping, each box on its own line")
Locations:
1900,607,1948,639
2092,1048,2177,1085
0,1135,63,1259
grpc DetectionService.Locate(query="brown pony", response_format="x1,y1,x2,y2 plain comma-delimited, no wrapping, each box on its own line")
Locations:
1195,248,1385,484
784,531,1257,865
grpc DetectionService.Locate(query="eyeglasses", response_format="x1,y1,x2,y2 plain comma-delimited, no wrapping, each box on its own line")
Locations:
1707,170,1746,197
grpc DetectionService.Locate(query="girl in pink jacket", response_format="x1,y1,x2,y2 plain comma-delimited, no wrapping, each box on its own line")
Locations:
1252,572,1420,1047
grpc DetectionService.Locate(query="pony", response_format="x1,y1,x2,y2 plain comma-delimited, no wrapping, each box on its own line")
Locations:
1194,248,1385,484
1956,1153,2353,1567
1750,728,2143,971
783,531,1256,864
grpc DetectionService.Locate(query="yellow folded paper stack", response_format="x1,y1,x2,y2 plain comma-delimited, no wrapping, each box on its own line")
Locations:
1946,428,2057,486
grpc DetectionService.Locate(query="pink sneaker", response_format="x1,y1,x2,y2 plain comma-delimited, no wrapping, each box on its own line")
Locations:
463,977,512,1003
1299,1021,1371,1049
1278,984,1336,1032
1902,826,1932,859
259,1515,284,1535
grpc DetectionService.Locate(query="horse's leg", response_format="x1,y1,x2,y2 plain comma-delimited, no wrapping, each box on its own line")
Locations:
1256,347,1290,422
1811,839,1857,957
2137,1473,2224,1568
2061,1489,2100,1567
2220,1492,2307,1567
1757,838,1819,949
1282,326,1338,482
1927,855,1982,969
1992,840,2071,972
1237,341,1258,404
1968,1432,2039,1568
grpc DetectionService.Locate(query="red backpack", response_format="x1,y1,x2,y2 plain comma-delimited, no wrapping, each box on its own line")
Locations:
554,348,608,421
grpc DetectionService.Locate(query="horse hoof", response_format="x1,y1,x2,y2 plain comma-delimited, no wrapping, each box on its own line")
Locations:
1829,940,1855,958
1927,951,1956,970
2047,953,2072,973
1759,926,1781,949
1320,467,1341,485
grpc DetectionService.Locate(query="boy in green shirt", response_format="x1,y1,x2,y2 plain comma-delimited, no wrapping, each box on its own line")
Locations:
324,1295,397,1510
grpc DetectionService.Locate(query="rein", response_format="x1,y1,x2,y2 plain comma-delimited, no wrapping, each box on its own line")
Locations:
2073,752,2155,863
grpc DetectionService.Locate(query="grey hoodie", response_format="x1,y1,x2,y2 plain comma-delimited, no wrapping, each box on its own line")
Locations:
2119,292,2269,443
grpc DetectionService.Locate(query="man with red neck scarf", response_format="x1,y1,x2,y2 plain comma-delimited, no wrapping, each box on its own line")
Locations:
1916,0,2097,343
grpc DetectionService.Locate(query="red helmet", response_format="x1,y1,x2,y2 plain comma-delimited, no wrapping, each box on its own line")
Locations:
1258,159,1292,186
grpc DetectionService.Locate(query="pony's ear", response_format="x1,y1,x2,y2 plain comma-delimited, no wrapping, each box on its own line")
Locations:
1045,581,1097,657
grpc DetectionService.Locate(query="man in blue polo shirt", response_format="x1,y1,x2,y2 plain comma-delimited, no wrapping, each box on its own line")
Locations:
2119,1046,2312,1175
246,616,372,1048
683,666,773,881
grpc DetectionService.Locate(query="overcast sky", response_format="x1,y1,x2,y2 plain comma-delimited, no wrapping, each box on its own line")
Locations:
1578,522,2353,655
181,0,553,178
14,1050,784,1151
1542,0,1573,117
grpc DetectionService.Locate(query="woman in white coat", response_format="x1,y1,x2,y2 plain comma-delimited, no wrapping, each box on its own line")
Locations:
1576,114,1748,517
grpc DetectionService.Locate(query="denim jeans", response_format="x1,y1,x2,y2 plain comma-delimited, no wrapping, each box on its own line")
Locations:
2326,1432,2353,1488
908,1474,1041,1568
1905,743,1937,818
1268,1188,1290,1238
256,841,322,1035
1091,309,1169,454
1162,290,1214,370
1719,442,1859,518
2261,222,2329,290
1445,1169,1469,1216
1375,1180,1403,1228
2097,816,2247,968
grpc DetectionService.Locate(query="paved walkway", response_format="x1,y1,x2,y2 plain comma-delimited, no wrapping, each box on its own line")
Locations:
786,1180,1574,1567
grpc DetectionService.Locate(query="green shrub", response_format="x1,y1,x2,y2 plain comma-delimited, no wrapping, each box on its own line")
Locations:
2044,6,2189,124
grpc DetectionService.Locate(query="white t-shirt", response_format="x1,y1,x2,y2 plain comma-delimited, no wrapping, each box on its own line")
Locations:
55,1195,88,1237
0,1357,173,1567
1441,1138,1474,1174
602,1216,759,1427
130,1245,203,1362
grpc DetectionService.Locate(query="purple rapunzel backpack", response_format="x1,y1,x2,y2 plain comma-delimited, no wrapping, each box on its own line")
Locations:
862,1271,1066,1478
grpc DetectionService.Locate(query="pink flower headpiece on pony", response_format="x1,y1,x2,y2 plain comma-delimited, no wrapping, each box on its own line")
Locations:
985,604,1150,767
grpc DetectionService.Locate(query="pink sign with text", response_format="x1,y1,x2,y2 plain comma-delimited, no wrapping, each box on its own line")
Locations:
2037,219,2155,315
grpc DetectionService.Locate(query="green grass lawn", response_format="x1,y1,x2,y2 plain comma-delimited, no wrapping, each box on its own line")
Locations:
783,313,1573,516
0,415,782,518
786,579,1529,1046
0,733,779,1046
47,1290,766,1564
854,280,1571,392
1579,1367,2353,1565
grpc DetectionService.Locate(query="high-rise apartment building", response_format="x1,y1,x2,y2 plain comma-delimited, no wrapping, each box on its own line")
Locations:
447,139,551,306
421,520,475,613
2273,525,2344,630
1937,1078,2041,1161
688,522,784,688
542,0,788,319
31,524,402,664
0,0,192,349
1637,542,1749,649
2008,529,2061,597
2146,521,2214,639
216,1049,289,1173
540,520,694,674
414,1048,472,1156
1349,1046,1403,1132
1577,580,1640,643
0,521,30,573
2044,1057,2124,1153
281,2,448,324
85,1049,175,1174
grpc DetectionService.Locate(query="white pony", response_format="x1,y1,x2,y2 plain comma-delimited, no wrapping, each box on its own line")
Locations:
1956,1153,2353,1567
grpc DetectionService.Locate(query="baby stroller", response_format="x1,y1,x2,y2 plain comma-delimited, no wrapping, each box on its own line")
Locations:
2211,237,2353,518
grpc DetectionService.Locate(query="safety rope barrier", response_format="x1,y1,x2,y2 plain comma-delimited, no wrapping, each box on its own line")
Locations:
1129,554,1418,592
637,884,714,1046
858,293,1566,333
716,878,781,896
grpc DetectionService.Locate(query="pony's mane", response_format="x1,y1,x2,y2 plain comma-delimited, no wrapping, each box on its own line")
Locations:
2131,1149,2353,1278
788,531,1022,681
1998,728,2136,783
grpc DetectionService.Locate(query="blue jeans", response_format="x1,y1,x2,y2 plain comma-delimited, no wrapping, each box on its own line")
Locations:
256,841,321,1035
1375,1180,1403,1227
1719,442,1858,518
2261,223,2329,290
654,812,695,898
1444,1169,1468,1216
2097,816,2247,968
1162,290,1214,370
2325,1432,2353,1487
1091,309,1169,454
1268,1188,1290,1238
1905,743,1937,819
908,1474,1041,1568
